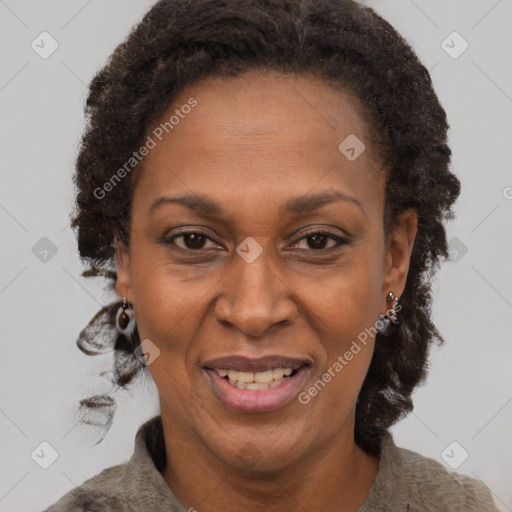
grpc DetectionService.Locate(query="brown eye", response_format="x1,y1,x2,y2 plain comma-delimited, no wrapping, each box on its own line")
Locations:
290,230,348,252
162,230,220,251
180,233,207,250
306,233,330,250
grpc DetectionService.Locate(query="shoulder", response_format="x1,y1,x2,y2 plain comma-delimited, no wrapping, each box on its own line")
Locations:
361,432,499,511
393,442,498,511
41,415,183,512
42,463,138,512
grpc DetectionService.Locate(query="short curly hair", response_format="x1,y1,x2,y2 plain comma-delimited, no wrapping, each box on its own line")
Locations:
71,0,460,456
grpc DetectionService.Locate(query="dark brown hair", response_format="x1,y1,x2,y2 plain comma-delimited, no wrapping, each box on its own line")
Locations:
70,0,460,456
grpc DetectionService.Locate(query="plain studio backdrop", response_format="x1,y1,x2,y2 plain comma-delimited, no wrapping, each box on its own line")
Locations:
0,1,511,510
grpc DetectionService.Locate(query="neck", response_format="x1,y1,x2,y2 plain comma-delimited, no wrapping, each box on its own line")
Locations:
160,409,379,512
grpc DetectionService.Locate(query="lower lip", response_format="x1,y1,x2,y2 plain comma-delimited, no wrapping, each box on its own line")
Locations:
205,367,310,413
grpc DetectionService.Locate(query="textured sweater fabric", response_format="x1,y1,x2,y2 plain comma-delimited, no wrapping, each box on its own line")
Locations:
43,415,499,512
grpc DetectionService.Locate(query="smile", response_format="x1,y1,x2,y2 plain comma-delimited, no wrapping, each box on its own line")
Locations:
215,367,296,389
203,355,312,413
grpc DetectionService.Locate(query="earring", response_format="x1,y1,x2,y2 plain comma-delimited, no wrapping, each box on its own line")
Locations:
385,291,399,324
116,297,136,335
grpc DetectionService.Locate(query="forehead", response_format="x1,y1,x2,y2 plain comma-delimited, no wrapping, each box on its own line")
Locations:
133,70,384,220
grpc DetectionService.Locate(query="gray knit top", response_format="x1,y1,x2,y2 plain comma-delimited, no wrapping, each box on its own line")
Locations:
43,415,499,512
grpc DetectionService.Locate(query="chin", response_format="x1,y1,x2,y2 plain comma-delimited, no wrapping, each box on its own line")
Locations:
202,423,310,473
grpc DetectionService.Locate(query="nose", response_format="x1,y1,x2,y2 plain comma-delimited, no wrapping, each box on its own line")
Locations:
213,246,298,338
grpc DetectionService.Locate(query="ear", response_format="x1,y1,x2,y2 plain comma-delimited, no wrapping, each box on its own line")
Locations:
380,209,418,314
115,237,133,303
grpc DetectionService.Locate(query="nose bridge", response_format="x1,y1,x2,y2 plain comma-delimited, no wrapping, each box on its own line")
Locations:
214,242,296,336
235,246,276,299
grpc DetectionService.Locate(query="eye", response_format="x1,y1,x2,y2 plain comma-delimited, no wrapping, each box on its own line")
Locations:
288,230,349,251
163,230,221,251
161,229,349,253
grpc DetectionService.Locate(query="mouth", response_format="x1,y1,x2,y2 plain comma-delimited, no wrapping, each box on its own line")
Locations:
203,355,312,413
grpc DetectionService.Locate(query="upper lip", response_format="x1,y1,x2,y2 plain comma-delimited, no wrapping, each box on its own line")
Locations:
203,355,312,373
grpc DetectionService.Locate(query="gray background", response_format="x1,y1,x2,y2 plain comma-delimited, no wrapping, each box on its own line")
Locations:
0,1,511,510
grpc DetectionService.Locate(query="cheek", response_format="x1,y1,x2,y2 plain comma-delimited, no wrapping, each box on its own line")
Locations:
129,260,208,417
129,236,211,318
299,289,377,418
128,249,211,369
298,252,381,387
303,253,382,333
313,349,373,420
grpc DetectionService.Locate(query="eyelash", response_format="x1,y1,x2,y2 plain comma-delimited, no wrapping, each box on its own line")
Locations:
161,229,349,254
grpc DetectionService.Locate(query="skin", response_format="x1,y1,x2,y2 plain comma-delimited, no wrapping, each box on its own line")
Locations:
115,69,417,512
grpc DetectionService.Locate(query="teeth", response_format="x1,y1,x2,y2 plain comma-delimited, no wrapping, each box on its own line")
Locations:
239,371,255,383
254,370,273,383
227,370,239,381
215,367,297,386
235,380,287,390
273,368,284,380
236,382,268,390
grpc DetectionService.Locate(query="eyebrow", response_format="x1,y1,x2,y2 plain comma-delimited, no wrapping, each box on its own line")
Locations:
148,190,365,217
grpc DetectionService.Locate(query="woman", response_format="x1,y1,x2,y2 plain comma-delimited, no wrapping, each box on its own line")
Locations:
44,0,499,510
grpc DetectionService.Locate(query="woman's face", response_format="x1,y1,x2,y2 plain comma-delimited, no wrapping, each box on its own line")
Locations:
116,70,416,471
